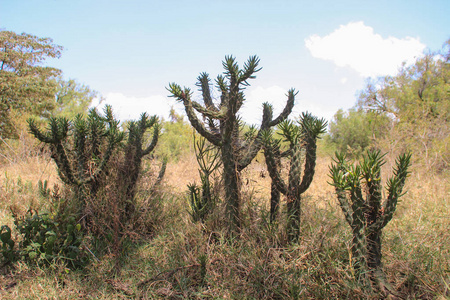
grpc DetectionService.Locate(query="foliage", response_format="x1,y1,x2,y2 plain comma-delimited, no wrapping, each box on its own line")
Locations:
263,112,327,242
0,30,63,138
329,150,411,291
357,40,449,171
53,76,99,119
156,109,194,160
168,55,295,236
326,108,388,157
188,135,221,223
1,208,86,268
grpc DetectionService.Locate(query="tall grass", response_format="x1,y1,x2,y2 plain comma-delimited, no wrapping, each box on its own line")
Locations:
0,146,448,299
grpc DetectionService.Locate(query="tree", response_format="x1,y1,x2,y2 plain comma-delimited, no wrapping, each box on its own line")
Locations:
53,76,99,119
327,108,388,157
168,56,295,236
0,30,63,138
357,40,449,171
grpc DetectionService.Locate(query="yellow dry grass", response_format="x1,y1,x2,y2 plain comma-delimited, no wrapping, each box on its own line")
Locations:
0,150,449,299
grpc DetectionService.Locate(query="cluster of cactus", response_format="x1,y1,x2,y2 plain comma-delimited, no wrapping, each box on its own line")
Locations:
28,106,123,217
28,106,165,229
329,150,411,288
188,135,221,223
263,112,327,242
168,55,295,236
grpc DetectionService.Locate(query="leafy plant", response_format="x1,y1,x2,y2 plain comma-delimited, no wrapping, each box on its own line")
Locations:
168,55,295,236
329,150,411,290
0,225,16,262
263,112,327,242
0,210,86,268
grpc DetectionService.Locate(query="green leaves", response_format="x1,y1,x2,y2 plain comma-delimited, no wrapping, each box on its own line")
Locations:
0,30,63,137
0,211,85,268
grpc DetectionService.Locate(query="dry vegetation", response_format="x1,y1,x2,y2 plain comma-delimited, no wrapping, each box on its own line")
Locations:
0,139,449,299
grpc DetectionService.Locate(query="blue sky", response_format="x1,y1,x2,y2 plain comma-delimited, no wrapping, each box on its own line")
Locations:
1,0,449,124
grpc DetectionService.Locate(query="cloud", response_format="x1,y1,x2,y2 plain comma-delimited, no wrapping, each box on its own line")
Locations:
305,21,426,77
91,92,181,122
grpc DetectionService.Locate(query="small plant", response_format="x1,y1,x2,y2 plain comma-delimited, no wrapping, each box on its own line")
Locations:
188,135,221,223
0,225,16,262
0,210,86,268
38,179,51,199
263,112,327,242
329,150,411,291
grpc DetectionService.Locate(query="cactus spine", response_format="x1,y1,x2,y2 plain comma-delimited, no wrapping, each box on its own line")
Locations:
168,56,295,236
263,112,327,242
329,150,411,289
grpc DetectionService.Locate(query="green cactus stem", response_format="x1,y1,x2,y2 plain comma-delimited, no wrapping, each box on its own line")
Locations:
329,150,411,290
168,55,295,236
119,113,161,216
263,112,327,242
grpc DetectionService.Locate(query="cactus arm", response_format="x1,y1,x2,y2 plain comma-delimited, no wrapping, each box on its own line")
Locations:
263,139,288,195
168,83,221,146
268,89,296,127
236,102,273,171
143,122,160,156
372,153,412,231
74,114,88,185
151,158,167,190
196,72,219,112
82,127,123,185
329,159,354,226
238,88,295,172
239,55,262,85
297,137,316,195
191,101,227,119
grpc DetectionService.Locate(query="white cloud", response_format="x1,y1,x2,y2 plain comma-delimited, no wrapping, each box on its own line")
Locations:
305,21,426,77
91,92,181,122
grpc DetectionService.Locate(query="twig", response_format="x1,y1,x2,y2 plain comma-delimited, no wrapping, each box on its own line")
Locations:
138,263,200,287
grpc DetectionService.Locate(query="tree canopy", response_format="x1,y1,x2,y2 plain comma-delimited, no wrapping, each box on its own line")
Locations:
329,39,449,171
0,30,100,138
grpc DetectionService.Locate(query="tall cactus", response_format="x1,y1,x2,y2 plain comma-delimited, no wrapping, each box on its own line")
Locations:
168,55,295,236
28,106,123,213
119,113,164,217
329,150,411,289
263,112,327,242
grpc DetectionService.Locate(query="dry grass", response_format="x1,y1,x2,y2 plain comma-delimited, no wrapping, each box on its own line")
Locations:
0,150,449,299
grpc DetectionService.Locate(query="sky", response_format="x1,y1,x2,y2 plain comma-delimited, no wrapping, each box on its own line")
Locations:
1,0,449,125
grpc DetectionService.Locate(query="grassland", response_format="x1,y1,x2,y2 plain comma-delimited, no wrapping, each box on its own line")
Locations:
0,143,449,299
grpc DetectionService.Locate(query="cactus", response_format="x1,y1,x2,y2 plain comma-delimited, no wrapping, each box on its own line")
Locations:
263,112,327,242
329,150,411,289
188,135,221,223
119,113,163,216
168,56,295,236
28,106,123,215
